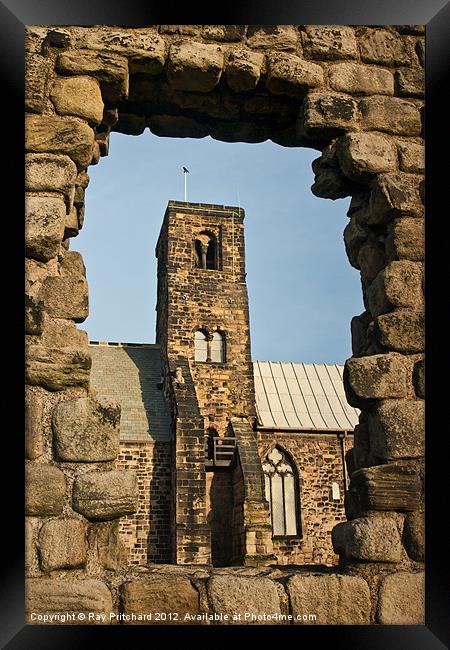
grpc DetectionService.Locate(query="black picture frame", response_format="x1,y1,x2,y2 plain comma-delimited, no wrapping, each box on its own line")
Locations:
4,1,448,647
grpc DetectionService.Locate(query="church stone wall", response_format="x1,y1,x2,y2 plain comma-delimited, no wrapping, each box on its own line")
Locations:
25,24,424,624
258,431,354,565
116,441,172,566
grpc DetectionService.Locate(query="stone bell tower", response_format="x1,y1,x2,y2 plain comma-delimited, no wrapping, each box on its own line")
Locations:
156,200,274,566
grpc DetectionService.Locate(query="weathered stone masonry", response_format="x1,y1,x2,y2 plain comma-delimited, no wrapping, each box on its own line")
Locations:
155,202,274,566
25,24,424,624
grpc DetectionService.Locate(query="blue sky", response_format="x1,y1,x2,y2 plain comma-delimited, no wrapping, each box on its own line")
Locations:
75,130,363,364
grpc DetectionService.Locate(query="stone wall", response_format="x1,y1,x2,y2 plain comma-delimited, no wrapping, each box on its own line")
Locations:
258,431,354,565
26,564,424,625
25,24,424,623
116,441,171,565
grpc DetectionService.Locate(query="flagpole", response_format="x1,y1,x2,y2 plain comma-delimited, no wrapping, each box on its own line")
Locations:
184,170,187,202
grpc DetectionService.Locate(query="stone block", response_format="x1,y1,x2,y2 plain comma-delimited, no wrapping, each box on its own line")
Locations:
26,154,77,199
413,358,425,398
38,518,87,571
95,131,109,158
60,250,86,276
300,93,360,139
207,575,282,624
40,274,89,322
43,28,72,49
395,67,424,97
416,40,425,66
77,205,85,230
359,29,410,66
377,572,424,624
343,218,369,269
368,173,424,223
25,388,44,460
347,463,421,516
25,519,35,571
225,49,264,92
374,309,424,353
266,54,323,96
386,217,424,261
72,470,137,520
25,194,67,262
301,26,358,60
311,165,351,199
350,311,372,356
25,53,51,113
403,510,425,561
25,294,43,335
75,171,90,189
122,576,199,625
64,206,79,238
167,42,224,92
246,25,299,51
88,521,123,570
26,578,113,623
53,396,120,462
75,28,165,74
50,76,104,125
115,113,146,136
40,316,88,348
344,353,408,407
90,141,100,165
329,62,394,95
397,141,424,174
25,463,66,516
368,399,425,460
288,574,370,624
360,97,421,136
368,261,423,317
25,345,91,391
337,133,397,181
26,115,95,168
148,115,209,139
160,25,201,36
202,25,247,42
357,241,385,284
332,514,403,562
102,108,118,127
56,51,129,102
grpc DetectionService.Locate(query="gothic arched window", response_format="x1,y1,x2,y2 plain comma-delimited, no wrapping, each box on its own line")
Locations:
263,447,300,537
194,330,208,362
210,331,225,363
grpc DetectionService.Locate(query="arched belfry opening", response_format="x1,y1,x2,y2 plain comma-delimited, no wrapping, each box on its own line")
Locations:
194,232,218,270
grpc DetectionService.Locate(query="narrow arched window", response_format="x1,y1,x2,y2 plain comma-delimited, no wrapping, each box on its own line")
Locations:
263,447,299,537
194,330,208,362
210,331,225,363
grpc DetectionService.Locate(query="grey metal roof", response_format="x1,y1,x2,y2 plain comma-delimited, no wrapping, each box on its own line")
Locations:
253,361,359,431
89,343,172,442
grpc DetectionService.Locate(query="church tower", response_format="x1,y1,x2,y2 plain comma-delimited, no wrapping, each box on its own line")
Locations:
156,201,274,566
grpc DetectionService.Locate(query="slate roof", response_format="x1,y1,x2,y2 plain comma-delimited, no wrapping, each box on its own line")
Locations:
89,343,171,442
